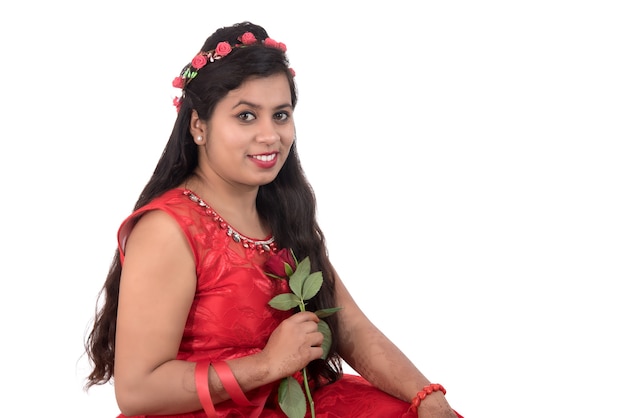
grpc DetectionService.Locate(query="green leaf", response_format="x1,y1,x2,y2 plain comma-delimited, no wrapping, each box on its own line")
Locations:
290,249,299,265
288,257,311,298
301,271,323,301
284,262,294,277
266,272,286,280
278,376,307,418
314,307,342,318
318,319,332,360
268,293,301,311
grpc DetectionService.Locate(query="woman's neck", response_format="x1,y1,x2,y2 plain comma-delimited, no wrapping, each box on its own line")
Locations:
183,172,269,239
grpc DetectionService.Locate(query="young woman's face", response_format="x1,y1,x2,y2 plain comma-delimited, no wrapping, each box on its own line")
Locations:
200,73,295,189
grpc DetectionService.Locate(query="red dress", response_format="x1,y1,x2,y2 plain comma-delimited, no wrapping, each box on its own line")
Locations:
116,188,462,418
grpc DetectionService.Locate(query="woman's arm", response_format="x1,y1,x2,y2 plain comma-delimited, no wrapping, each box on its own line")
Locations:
114,211,322,416
334,272,458,418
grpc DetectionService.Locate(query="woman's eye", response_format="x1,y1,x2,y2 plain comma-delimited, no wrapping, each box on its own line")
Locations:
274,112,289,122
238,112,256,121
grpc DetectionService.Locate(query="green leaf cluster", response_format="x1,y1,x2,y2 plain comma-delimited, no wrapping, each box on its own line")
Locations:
267,256,342,418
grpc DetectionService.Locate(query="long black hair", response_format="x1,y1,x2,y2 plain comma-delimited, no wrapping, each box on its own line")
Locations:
85,21,342,390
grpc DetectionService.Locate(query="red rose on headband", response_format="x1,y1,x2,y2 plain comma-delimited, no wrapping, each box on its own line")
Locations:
263,38,278,49
173,96,182,112
170,34,290,112
264,38,287,52
240,32,257,45
215,41,232,57
172,76,184,89
191,54,208,69
265,248,296,279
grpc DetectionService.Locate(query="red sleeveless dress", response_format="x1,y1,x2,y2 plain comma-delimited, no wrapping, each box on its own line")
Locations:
116,188,462,418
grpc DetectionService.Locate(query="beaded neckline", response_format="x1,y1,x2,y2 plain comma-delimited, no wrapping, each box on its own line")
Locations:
183,189,277,254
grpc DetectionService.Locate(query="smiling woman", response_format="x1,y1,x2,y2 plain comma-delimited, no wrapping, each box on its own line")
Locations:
188,72,295,191
83,21,462,418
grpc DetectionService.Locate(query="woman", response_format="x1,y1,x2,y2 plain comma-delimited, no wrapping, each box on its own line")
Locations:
85,21,462,418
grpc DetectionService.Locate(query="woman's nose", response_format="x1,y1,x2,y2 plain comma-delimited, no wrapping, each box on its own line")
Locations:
255,118,280,144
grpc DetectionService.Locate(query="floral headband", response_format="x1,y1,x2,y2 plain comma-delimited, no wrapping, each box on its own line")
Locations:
172,31,295,112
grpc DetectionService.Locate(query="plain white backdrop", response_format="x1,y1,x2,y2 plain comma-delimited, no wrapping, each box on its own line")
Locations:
1,1,624,417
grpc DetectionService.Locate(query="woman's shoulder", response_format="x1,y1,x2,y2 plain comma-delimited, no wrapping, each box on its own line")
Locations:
117,188,202,251
148,187,192,208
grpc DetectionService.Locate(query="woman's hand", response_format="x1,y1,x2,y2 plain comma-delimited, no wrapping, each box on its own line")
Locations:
261,311,324,380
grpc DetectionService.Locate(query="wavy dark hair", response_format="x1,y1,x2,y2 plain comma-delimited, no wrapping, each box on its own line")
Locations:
84,21,342,391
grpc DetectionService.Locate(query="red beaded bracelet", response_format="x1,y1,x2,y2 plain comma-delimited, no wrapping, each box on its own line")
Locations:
409,383,447,414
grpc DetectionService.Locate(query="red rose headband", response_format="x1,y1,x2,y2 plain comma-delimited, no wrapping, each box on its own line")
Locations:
172,31,295,112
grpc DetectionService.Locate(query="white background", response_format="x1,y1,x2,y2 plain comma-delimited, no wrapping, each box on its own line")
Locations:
1,1,624,417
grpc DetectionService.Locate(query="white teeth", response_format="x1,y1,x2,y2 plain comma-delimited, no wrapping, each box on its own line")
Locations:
252,154,276,162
